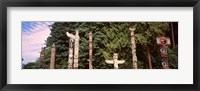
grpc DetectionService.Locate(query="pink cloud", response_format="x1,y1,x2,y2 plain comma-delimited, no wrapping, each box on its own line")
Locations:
22,22,54,64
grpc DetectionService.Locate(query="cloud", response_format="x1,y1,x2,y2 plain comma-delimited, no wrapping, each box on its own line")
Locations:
22,22,54,64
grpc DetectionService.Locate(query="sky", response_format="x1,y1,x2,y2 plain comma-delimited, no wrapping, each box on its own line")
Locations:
22,22,54,64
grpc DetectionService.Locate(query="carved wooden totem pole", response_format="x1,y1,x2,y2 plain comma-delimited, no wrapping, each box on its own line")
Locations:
50,43,56,69
73,31,80,69
156,36,171,69
68,39,74,69
39,47,45,69
129,26,138,69
66,31,80,69
87,32,94,69
105,53,125,69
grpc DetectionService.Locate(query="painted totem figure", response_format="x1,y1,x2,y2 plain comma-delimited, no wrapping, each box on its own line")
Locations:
129,26,138,69
105,53,125,69
50,43,56,69
87,32,94,69
39,47,45,69
156,36,171,69
66,31,80,69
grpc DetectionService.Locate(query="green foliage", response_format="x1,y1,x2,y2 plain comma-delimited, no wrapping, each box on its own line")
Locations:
168,47,178,69
23,59,40,69
24,22,178,69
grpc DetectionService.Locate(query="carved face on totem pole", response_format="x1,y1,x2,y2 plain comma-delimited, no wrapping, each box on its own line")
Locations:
156,36,171,69
113,53,118,60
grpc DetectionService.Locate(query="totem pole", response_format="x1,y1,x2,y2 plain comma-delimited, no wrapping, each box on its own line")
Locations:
156,36,171,69
105,53,125,69
68,39,74,69
73,31,80,69
87,32,94,69
50,43,56,69
39,47,45,69
66,31,80,69
129,26,138,69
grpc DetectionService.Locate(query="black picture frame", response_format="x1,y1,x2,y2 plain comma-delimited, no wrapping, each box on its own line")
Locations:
0,0,199,91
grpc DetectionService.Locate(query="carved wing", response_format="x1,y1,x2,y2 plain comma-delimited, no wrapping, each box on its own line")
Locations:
118,60,125,64
66,32,75,39
105,60,114,64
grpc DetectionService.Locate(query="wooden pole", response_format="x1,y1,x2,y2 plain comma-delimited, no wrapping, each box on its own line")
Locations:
156,37,170,69
88,32,93,69
129,26,138,69
73,31,80,69
39,47,45,69
66,31,80,69
68,39,74,69
160,46,169,69
50,43,56,69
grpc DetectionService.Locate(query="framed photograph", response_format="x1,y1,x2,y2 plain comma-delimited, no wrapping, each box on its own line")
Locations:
0,0,199,91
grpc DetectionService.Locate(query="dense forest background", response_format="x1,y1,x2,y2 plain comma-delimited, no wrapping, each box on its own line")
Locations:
23,22,178,69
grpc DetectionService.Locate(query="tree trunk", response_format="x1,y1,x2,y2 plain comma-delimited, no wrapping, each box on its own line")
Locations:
147,46,152,69
171,22,175,49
